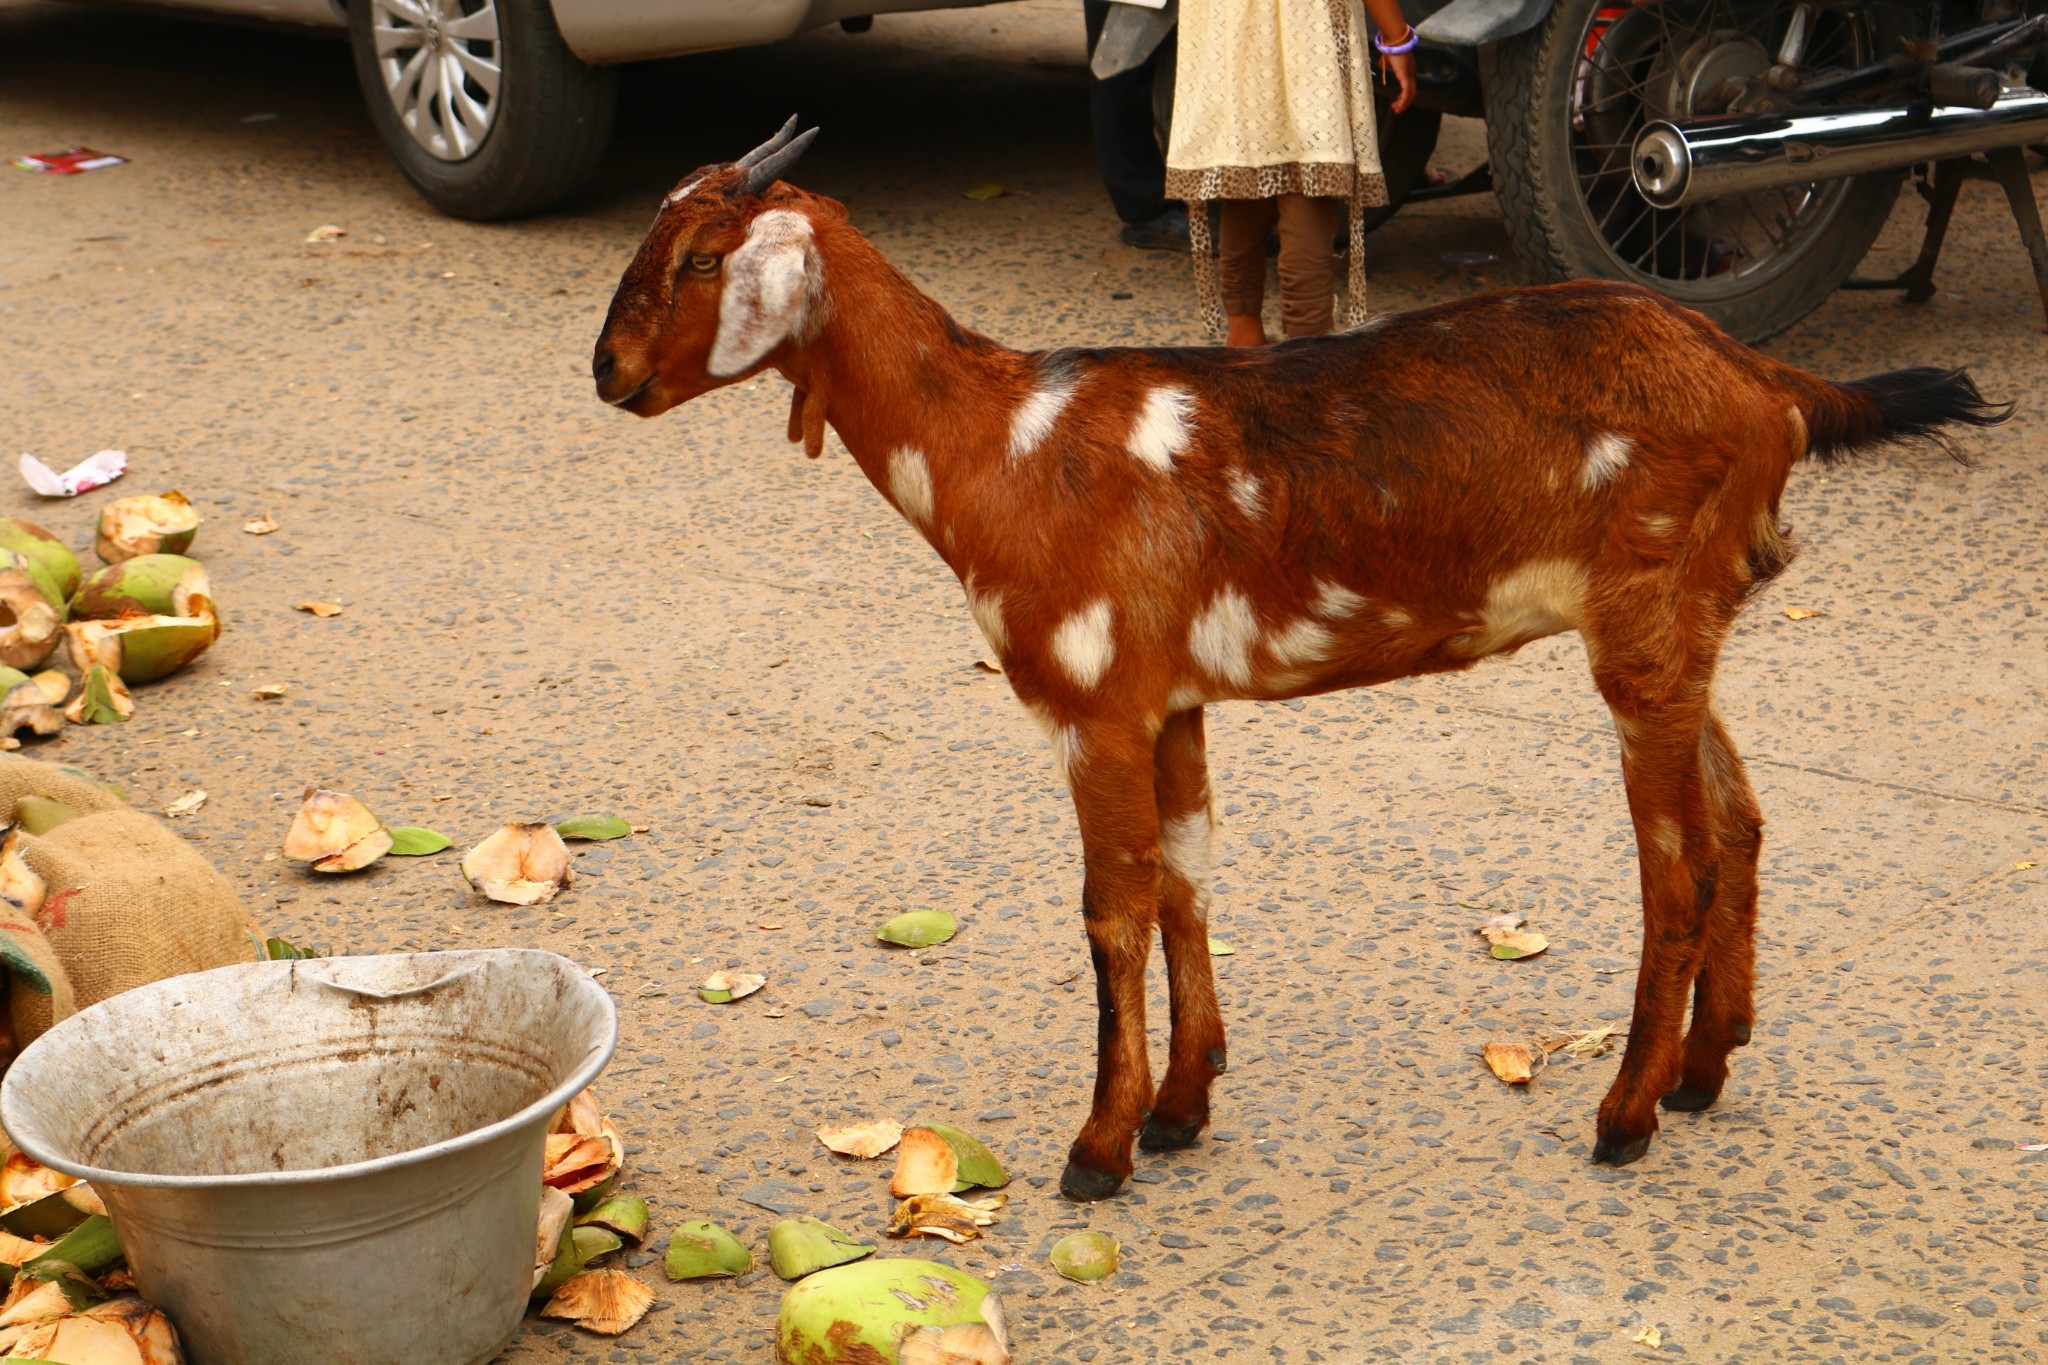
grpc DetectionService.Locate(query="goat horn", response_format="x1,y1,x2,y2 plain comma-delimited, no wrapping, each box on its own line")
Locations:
743,126,820,195
735,115,800,170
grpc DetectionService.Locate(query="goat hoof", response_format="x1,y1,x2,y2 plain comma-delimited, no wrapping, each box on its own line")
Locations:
1661,1083,1718,1113
1138,1114,1205,1151
1591,1131,1653,1167
1059,1159,1127,1202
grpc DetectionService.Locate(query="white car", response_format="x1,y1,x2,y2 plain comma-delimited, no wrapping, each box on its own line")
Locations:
176,0,1011,218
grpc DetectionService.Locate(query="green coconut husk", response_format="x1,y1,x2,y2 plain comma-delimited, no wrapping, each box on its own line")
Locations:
12,795,79,835
776,1259,1003,1365
533,1224,622,1301
62,665,132,725
0,677,62,740
768,1217,873,1281
94,491,198,564
0,520,81,602
70,554,216,625
922,1124,1008,1192
64,615,216,685
664,1220,752,1280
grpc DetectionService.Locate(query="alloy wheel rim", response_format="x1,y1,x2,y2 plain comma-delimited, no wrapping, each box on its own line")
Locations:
370,0,503,162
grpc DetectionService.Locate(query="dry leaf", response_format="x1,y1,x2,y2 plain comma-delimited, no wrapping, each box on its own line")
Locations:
1633,1324,1662,1348
886,1191,1007,1243
1556,1025,1621,1058
540,1268,654,1336
251,683,288,700
303,224,346,243
1482,1041,1534,1084
163,789,206,818
1782,607,1827,620
973,658,1002,673
243,510,279,535
295,600,343,617
758,921,785,931
2011,860,2037,872
816,1119,904,1159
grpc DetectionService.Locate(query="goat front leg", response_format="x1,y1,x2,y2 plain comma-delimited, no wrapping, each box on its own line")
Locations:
1059,722,1165,1203
1141,707,1225,1152
1663,711,1764,1113
1594,685,1716,1167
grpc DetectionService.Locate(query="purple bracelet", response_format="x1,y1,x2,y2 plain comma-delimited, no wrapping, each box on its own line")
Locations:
1374,26,1420,54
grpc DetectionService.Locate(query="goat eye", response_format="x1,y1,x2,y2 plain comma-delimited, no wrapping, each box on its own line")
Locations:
685,253,720,275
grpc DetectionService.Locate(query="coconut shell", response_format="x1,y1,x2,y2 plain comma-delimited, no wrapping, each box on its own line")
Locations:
460,822,573,905
95,491,199,564
63,665,133,725
8,1296,188,1364
776,1259,996,1365
890,1127,960,1198
663,1220,752,1280
0,519,81,602
70,555,214,624
0,554,65,672
0,679,60,740
539,1268,654,1337
282,789,392,873
104,616,217,684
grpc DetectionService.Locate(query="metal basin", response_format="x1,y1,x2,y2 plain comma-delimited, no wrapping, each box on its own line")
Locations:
0,950,617,1365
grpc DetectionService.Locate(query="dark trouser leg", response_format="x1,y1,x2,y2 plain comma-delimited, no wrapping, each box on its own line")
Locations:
1084,0,1169,226
1274,194,1339,337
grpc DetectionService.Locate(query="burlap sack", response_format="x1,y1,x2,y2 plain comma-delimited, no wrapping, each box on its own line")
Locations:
0,755,262,1051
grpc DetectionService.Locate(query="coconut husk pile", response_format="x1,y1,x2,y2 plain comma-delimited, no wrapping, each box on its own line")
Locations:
0,506,220,743
0,754,263,1066
528,1088,656,1339
0,1151,184,1363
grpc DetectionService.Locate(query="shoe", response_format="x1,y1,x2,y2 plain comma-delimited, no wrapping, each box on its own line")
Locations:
1119,206,1190,252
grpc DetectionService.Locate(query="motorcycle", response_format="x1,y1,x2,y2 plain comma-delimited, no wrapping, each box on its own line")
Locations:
1097,0,2048,341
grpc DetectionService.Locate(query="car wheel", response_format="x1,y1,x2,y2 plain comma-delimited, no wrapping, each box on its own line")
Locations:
347,0,618,220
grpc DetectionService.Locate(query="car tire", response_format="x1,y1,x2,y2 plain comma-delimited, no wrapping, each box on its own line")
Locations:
347,0,618,220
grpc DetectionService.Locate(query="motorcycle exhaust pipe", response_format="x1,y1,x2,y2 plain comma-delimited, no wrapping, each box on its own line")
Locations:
1631,87,2048,209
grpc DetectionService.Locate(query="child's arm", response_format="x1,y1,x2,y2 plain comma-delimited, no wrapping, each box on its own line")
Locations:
1359,0,1420,113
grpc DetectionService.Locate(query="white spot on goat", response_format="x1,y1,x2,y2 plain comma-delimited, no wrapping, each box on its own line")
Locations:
708,210,818,377
1127,386,1195,472
663,175,706,206
1052,600,1115,690
887,447,935,528
1311,580,1366,619
1166,682,1210,713
964,576,1007,655
1159,809,1213,898
1188,588,1259,688
1582,431,1632,490
1266,619,1335,670
1008,382,1076,461
1456,559,1587,657
1228,470,1265,518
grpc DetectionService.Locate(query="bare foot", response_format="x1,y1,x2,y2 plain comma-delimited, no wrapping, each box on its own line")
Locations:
1225,314,1266,347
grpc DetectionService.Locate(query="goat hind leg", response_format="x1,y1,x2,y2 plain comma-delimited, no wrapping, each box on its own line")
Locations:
1141,708,1225,1152
1060,725,1164,1202
1594,690,1716,1167
1663,711,1764,1113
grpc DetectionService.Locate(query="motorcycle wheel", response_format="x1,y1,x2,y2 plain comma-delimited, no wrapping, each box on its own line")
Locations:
1485,0,1902,343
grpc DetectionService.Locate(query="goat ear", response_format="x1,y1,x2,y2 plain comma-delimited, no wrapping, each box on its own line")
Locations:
707,210,816,378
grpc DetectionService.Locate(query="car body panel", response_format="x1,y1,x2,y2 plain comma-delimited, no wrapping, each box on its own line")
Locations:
550,0,1014,64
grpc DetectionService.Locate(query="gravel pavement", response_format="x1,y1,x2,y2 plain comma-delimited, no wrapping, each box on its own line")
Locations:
2,2,2045,1360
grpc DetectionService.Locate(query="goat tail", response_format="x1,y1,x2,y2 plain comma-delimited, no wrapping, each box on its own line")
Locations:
1797,366,2014,466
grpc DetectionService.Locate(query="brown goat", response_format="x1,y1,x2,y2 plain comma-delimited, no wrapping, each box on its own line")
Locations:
592,124,2009,1201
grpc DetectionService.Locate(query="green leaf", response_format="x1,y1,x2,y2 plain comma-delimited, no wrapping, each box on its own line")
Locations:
556,816,631,841
1207,938,1236,956
962,183,1007,201
265,936,320,961
387,826,451,856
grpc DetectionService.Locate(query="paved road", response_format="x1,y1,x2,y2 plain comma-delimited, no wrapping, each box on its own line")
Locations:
2,1,2044,1360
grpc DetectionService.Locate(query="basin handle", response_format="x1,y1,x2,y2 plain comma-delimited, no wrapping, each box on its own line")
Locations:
292,961,485,1002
